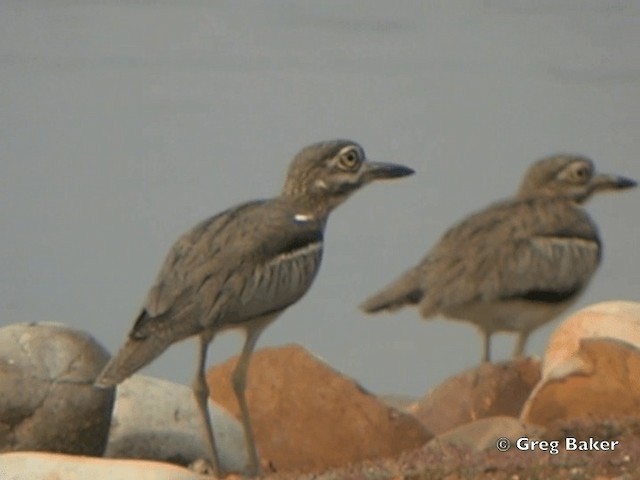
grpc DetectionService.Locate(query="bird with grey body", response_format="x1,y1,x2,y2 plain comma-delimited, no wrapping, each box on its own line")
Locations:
94,140,414,477
361,154,636,362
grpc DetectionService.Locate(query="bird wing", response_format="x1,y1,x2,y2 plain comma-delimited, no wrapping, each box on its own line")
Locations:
418,198,601,317
132,199,324,339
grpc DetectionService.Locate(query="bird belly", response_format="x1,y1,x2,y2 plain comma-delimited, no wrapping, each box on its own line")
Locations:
442,298,574,334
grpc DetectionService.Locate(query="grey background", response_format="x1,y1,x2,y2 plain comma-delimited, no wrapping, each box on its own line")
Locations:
2,1,639,397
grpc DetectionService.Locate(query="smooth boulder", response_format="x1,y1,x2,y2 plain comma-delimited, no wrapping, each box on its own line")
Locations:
0,322,114,456
409,357,541,435
104,374,250,474
541,300,640,379
427,416,545,453
521,301,640,426
207,344,431,473
0,452,210,480
522,338,640,426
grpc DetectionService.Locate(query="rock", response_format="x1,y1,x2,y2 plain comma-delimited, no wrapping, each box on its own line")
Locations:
409,357,541,435
104,375,249,474
521,302,640,427
206,344,431,473
427,416,545,453
0,322,114,456
378,394,418,411
541,300,640,379
521,338,640,427
0,451,209,480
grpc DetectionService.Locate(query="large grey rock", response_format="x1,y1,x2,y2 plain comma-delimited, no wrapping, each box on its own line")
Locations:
0,322,114,456
0,452,209,480
104,374,249,474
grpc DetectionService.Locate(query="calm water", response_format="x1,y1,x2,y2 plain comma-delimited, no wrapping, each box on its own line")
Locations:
2,0,639,396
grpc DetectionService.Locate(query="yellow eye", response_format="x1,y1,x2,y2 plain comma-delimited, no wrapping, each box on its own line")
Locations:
338,148,361,170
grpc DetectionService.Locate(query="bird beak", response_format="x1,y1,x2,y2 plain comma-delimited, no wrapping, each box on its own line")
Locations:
362,161,415,182
591,173,637,192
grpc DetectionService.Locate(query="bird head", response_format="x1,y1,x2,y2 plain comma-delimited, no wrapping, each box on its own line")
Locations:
282,140,414,213
517,154,636,203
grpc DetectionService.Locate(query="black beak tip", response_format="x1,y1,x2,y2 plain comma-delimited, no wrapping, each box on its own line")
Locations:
374,163,415,179
389,164,415,178
618,176,637,189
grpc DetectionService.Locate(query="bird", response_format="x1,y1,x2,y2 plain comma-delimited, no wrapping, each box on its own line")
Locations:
94,139,414,477
360,154,636,363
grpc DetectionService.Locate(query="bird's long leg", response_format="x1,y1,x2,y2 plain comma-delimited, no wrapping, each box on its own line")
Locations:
482,329,492,363
192,331,223,477
232,324,267,476
513,330,530,358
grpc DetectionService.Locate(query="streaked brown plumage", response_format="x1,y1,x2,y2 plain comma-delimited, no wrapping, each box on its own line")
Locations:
94,140,413,477
361,154,636,362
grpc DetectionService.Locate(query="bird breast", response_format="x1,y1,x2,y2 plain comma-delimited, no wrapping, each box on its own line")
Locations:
238,240,324,318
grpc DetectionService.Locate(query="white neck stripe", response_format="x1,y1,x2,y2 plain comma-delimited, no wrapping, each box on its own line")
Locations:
294,213,313,222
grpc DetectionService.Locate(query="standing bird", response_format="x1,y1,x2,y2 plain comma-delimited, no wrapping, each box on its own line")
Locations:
94,140,413,477
360,154,635,362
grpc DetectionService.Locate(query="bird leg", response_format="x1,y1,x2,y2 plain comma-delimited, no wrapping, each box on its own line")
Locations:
481,329,492,363
232,325,266,476
192,331,223,478
513,330,530,358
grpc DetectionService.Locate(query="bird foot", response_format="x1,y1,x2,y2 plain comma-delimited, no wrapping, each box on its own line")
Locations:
189,458,226,478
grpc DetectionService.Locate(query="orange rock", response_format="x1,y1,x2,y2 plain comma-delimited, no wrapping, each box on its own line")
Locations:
206,344,430,473
522,338,640,426
409,357,541,435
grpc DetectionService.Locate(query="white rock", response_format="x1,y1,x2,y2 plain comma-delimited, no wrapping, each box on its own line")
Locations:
0,451,209,480
542,300,640,379
104,374,249,474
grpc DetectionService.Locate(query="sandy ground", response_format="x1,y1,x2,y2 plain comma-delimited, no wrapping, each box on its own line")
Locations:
262,418,640,480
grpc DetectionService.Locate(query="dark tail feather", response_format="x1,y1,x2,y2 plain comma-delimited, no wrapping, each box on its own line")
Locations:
360,268,424,313
94,335,173,388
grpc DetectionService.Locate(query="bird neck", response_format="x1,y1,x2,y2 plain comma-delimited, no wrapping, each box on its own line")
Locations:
517,189,589,205
278,191,333,225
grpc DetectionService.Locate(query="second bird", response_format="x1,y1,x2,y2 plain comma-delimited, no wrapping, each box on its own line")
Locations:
361,154,636,362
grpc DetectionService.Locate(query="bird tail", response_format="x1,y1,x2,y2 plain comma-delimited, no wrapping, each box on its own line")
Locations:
94,334,173,388
360,268,424,313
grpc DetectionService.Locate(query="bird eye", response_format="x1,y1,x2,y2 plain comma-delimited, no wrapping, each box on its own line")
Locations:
338,148,361,170
573,165,590,182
